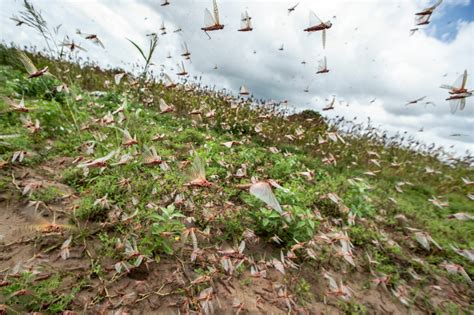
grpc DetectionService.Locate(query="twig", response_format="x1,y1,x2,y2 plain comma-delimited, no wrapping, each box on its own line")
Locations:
135,282,171,303
2,236,37,248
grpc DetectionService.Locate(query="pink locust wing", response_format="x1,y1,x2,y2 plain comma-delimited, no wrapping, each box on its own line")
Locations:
440,84,456,90
92,37,105,48
240,12,251,29
416,96,426,102
213,0,220,25
460,97,466,111
449,98,460,113
318,57,326,71
309,11,323,27
115,73,125,85
240,15,246,29
76,29,91,38
76,44,88,52
461,70,468,90
17,51,38,75
322,29,327,49
244,11,252,28
159,99,169,112
452,72,465,90
190,154,206,181
415,14,430,25
249,182,283,214
204,8,216,27
164,73,174,84
427,0,443,11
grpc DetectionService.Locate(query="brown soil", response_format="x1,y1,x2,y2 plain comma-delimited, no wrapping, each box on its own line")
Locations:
0,160,471,314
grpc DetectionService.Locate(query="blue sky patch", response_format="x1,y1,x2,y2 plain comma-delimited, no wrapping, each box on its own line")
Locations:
428,0,473,41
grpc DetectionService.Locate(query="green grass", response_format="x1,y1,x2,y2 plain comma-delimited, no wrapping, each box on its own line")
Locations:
0,44,472,312
0,272,82,313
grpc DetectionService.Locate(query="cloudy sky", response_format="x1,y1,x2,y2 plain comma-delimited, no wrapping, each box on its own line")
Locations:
1,0,473,155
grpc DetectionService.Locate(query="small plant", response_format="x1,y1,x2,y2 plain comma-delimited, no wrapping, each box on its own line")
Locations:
75,196,104,221
175,128,205,145
126,34,158,81
249,205,318,245
338,300,367,314
348,225,378,247
98,232,119,258
11,73,59,100
294,278,312,304
1,272,79,313
239,277,253,286
141,204,185,255
30,185,62,203
345,181,376,218
219,213,246,242
250,207,282,236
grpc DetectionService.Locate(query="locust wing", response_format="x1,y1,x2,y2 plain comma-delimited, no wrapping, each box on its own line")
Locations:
449,98,460,113
189,153,206,181
115,73,125,85
415,14,430,25
416,96,426,102
250,182,283,214
164,73,174,84
241,11,251,28
460,97,466,111
455,70,468,90
309,11,323,27
318,57,327,71
213,0,220,25
17,51,38,75
159,98,172,112
427,0,442,11
75,44,88,52
91,37,105,48
182,42,189,54
143,146,160,164
440,84,455,90
240,12,246,29
204,8,216,27
76,29,92,38
322,29,327,49
240,85,249,95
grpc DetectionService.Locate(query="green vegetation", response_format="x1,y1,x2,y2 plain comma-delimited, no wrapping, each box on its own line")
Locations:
0,44,472,313
0,272,82,313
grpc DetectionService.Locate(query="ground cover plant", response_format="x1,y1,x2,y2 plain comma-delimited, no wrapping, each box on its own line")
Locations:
0,3,472,312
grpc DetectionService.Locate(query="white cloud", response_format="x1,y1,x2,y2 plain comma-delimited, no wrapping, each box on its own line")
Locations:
1,0,473,154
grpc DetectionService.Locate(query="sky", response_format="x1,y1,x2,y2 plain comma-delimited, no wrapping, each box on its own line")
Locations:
0,0,473,156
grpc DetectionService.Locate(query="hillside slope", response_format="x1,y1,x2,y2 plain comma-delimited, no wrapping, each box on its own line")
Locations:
0,47,473,314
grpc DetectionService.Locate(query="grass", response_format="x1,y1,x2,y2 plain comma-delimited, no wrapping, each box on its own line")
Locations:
0,272,82,313
0,43,472,313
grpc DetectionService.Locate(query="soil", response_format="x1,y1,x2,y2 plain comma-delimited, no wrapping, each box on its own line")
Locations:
0,159,471,314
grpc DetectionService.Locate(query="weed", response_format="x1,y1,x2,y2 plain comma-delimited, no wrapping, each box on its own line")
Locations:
30,185,62,203
1,272,79,313
294,278,312,303
141,204,185,256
